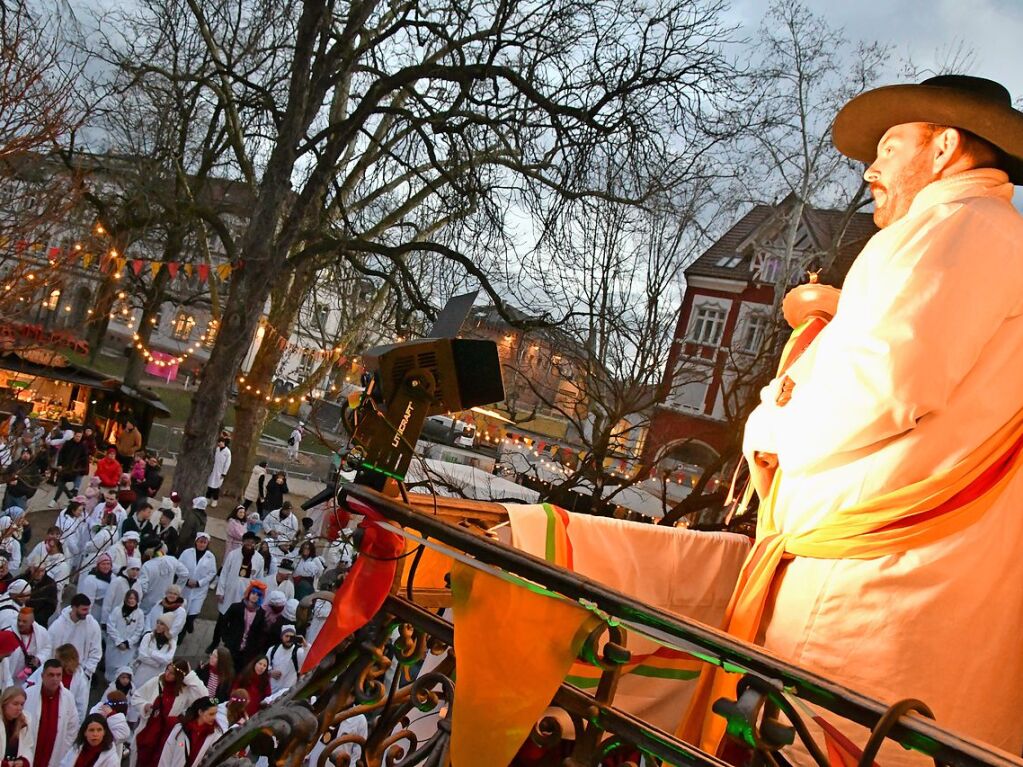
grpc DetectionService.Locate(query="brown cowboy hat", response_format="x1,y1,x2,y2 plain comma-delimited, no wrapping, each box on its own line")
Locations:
833,74,1023,184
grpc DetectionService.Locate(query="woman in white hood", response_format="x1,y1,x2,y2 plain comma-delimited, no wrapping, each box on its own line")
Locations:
133,614,176,688
105,589,145,678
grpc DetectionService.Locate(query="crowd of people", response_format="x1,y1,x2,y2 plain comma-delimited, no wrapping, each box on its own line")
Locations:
0,413,354,767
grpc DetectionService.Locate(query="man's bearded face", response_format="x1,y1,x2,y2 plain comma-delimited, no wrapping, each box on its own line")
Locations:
864,122,939,228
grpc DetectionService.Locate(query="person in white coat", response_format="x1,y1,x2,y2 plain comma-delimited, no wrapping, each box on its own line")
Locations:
9,608,50,684
242,461,267,514
103,667,136,726
263,501,300,542
204,438,232,508
46,596,102,680
58,714,120,767
0,685,36,766
177,533,217,636
102,557,143,624
28,643,89,721
0,518,22,574
133,615,177,688
105,531,142,574
104,589,145,679
145,585,187,639
0,582,30,633
75,553,114,619
138,547,189,614
266,625,306,695
131,661,206,767
25,660,79,767
156,696,222,767
89,691,130,759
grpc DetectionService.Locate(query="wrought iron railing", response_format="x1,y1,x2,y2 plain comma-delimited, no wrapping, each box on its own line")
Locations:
200,485,1023,767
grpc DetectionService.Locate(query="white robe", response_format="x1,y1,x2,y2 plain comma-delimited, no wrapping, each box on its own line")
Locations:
25,684,78,767
76,571,112,619
9,623,51,682
105,605,145,678
263,509,300,541
88,704,130,758
157,722,224,767
267,641,306,694
107,542,141,573
138,555,189,613
59,746,120,767
28,665,89,721
102,574,143,624
177,548,217,616
0,710,35,765
132,631,176,688
207,446,232,489
47,607,103,678
146,602,186,638
215,548,265,615
742,169,1023,762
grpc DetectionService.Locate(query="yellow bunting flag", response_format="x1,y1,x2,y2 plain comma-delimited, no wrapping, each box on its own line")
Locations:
450,563,598,766
216,263,232,280
183,263,194,278
82,253,94,269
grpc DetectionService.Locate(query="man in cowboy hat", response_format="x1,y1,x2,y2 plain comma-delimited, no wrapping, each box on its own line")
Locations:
695,76,1023,762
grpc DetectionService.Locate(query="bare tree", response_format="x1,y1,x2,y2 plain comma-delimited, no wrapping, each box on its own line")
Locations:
96,0,744,510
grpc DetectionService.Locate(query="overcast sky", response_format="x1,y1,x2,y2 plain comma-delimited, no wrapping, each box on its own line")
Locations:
729,0,1023,101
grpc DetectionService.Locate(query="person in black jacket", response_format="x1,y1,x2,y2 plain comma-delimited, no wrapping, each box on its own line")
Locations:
261,472,289,518
122,503,160,550
132,454,164,499
3,449,41,511
194,647,235,702
155,508,179,554
53,429,89,504
220,582,267,667
25,566,58,626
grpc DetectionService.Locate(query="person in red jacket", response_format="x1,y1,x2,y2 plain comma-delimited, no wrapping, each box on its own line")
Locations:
95,449,122,490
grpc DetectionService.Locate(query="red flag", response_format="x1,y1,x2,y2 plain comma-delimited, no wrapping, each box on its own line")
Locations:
131,260,143,276
197,264,210,283
47,246,61,260
166,262,179,279
301,505,404,672
814,716,880,767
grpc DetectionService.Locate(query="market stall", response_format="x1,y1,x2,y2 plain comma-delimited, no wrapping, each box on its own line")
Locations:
0,351,170,444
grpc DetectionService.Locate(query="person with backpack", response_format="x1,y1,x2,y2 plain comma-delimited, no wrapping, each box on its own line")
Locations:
265,625,306,695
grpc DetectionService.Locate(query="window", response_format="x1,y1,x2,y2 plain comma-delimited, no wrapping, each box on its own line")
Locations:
42,289,60,311
202,319,219,349
739,314,769,354
759,255,783,284
671,379,710,413
688,305,727,346
715,254,743,268
172,311,195,341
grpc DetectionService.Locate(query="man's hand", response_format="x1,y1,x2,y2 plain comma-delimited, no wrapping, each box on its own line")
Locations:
776,376,795,406
187,579,199,588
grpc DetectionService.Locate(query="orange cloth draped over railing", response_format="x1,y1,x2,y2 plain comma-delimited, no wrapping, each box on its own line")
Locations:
679,402,1023,753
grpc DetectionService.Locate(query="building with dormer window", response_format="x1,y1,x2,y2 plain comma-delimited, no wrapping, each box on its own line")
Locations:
644,194,878,469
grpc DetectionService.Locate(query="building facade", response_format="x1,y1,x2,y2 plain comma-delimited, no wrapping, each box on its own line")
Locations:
644,195,877,469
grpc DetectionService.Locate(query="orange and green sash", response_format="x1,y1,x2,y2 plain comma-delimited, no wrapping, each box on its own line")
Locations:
679,403,1023,754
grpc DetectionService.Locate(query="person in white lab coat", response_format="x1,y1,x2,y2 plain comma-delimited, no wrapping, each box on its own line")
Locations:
156,696,222,767
132,615,177,688
104,589,145,679
265,625,306,695
204,438,232,508
58,713,120,767
46,595,102,681
9,607,50,684
24,660,79,767
138,547,189,614
177,533,217,636
0,685,36,766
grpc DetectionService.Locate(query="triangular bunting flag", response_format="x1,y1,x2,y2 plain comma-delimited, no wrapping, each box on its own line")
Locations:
47,246,61,260
81,253,94,270
150,262,161,278
183,264,194,278
166,262,179,279
215,263,232,280
131,260,143,276
197,264,209,283
115,257,127,275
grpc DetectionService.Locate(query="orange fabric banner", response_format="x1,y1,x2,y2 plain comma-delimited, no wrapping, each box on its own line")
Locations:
449,563,598,767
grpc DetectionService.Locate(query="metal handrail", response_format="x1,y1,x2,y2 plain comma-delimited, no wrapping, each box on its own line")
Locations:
344,483,1023,767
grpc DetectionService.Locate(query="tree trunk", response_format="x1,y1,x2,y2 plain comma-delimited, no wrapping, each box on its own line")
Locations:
173,260,278,532
124,265,172,388
222,262,315,500
86,274,117,363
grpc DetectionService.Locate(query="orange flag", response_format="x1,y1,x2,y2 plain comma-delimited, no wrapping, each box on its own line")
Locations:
449,563,598,766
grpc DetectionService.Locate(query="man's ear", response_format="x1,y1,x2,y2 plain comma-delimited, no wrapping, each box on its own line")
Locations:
932,127,964,174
